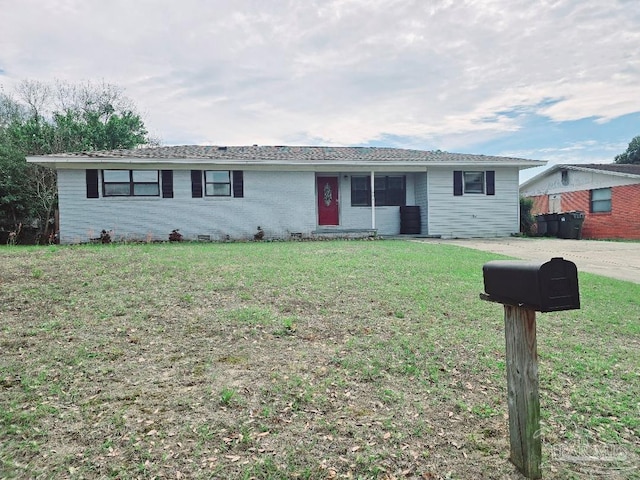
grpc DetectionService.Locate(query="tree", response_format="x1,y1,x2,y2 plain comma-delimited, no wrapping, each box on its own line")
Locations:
0,79,154,242
614,135,640,164
0,143,35,227
0,89,26,128
5,79,150,154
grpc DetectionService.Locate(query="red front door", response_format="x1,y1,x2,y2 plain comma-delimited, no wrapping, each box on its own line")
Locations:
317,176,339,226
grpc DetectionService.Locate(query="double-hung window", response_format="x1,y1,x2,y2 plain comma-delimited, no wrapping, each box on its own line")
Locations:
376,176,406,206
205,171,231,196
463,172,485,194
350,175,406,206
590,188,611,213
191,170,244,198
453,171,495,196
102,170,159,197
351,176,370,206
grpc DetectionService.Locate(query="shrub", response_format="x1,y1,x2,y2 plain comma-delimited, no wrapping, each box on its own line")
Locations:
520,196,535,235
169,229,183,242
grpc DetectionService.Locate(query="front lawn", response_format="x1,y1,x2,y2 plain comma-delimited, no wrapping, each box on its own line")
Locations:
1,240,638,479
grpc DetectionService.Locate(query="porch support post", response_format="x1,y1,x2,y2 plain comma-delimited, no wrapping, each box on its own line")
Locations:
370,170,376,229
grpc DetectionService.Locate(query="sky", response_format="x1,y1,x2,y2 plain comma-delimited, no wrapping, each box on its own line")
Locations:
1,0,639,182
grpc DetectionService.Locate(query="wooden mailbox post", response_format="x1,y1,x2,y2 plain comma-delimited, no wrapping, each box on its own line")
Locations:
481,257,580,479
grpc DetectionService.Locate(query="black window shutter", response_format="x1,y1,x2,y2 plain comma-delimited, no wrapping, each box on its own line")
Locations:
486,170,495,196
161,170,174,198
86,169,99,198
453,171,463,196
232,170,244,198
191,170,203,198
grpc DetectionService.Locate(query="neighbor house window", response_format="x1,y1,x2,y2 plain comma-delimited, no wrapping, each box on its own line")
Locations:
590,188,611,213
102,170,159,196
350,175,406,206
453,170,495,196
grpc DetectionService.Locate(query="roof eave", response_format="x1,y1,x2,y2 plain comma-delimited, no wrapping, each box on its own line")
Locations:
564,164,640,179
520,163,640,190
27,156,545,170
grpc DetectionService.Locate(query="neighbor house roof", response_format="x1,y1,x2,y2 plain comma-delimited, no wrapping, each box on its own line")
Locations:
28,145,544,171
520,163,640,190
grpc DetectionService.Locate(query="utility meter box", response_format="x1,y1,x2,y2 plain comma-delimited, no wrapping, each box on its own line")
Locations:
482,257,580,312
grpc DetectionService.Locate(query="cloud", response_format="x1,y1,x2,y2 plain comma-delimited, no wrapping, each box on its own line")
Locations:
1,0,638,149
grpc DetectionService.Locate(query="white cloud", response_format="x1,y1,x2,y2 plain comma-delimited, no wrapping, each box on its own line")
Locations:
1,0,638,150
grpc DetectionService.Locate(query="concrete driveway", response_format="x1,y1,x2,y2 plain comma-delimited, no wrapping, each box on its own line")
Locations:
428,237,640,284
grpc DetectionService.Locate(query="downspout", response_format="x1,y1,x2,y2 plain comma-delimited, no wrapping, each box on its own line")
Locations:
370,171,376,229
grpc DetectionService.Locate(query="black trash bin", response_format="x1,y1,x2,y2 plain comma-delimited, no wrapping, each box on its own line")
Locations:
545,213,560,237
535,214,548,236
558,213,571,239
559,211,585,239
572,211,586,239
400,206,421,234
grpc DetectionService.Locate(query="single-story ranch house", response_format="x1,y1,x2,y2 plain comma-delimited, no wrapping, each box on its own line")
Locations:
520,163,640,240
28,145,544,244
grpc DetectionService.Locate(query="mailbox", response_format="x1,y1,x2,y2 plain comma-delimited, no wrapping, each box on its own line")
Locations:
482,257,580,312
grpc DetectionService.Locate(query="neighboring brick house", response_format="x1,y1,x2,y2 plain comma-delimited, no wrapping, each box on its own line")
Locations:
520,164,640,240
27,145,543,244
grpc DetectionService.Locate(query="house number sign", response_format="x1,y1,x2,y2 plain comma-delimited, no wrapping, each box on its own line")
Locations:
323,182,332,207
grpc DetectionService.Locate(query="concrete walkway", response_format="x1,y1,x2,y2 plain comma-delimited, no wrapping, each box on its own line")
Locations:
427,237,640,284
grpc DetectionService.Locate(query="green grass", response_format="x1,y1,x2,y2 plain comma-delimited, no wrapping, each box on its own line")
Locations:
0,240,638,479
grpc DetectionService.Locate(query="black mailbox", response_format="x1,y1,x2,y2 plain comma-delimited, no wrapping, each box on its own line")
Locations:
482,257,580,312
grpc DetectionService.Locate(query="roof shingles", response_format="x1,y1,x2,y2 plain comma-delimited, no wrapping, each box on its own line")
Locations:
567,163,640,175
42,145,539,165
